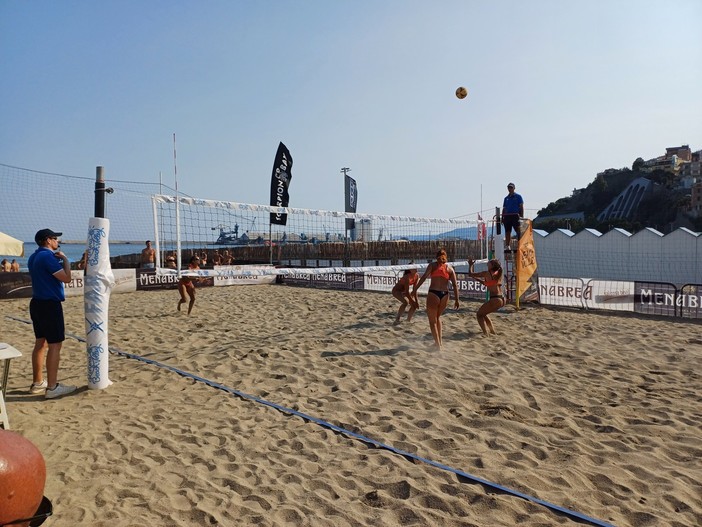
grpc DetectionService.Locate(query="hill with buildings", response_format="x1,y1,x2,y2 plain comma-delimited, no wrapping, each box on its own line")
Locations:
534,145,702,234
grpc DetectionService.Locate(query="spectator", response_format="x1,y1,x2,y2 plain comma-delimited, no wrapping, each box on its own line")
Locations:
77,250,88,270
141,240,156,269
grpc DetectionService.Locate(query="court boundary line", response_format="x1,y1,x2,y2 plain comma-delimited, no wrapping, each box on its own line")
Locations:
7,315,614,527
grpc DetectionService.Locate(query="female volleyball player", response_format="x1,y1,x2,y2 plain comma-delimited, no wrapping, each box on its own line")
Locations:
413,248,459,349
467,258,505,336
177,255,201,315
392,267,419,325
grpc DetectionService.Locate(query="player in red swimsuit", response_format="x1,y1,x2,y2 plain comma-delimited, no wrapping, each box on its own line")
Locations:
177,256,201,315
413,248,459,349
392,267,419,325
467,258,505,336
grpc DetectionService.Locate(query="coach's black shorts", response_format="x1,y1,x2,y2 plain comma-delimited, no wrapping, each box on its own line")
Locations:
30,299,65,344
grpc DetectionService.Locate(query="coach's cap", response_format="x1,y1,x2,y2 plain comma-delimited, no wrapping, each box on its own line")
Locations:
507,182,515,189
35,228,62,245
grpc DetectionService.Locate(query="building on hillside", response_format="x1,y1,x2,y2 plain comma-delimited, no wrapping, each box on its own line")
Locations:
642,155,684,174
689,182,702,219
678,150,701,189
665,144,692,162
640,145,691,175
597,177,655,222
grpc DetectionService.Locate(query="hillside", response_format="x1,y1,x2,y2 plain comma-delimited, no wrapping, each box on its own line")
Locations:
535,167,698,234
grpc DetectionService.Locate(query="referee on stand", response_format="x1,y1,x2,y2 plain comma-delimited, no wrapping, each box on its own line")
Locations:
501,182,524,251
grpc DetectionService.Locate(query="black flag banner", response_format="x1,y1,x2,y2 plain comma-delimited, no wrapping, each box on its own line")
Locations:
344,174,357,230
269,142,293,225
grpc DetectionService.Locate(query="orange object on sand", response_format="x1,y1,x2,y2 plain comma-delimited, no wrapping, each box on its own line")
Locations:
0,430,46,527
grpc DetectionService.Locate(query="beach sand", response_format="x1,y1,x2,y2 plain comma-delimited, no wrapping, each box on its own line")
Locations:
1,285,700,526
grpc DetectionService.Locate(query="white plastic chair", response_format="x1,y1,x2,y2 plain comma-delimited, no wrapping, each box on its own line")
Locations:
0,343,23,429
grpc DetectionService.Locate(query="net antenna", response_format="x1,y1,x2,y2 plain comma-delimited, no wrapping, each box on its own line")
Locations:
480,183,484,259
173,133,181,276
157,170,167,266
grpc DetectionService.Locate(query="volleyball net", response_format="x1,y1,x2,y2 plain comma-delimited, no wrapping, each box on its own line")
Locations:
0,163,166,243
0,162,501,299
151,194,488,278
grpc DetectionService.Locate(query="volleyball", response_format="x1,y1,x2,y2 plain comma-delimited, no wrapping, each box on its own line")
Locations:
455,86,468,99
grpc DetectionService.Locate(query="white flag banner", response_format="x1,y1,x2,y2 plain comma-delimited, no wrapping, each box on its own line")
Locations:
84,217,115,389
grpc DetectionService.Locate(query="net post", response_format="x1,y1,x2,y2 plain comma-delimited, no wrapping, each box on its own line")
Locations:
95,166,105,218
85,166,114,390
269,224,273,265
515,240,520,310
152,196,161,268
492,206,507,301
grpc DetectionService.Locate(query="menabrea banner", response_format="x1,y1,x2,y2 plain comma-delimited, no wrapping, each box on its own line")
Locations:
84,217,115,390
213,265,277,286
539,277,635,311
269,142,293,225
516,219,539,304
284,271,364,290
344,174,357,231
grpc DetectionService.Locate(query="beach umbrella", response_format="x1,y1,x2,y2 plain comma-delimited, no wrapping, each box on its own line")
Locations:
0,231,24,256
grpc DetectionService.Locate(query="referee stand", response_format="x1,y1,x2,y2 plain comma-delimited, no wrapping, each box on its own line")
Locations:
503,248,517,305
492,206,518,307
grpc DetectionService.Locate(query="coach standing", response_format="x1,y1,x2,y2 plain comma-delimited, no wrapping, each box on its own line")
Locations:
27,228,77,399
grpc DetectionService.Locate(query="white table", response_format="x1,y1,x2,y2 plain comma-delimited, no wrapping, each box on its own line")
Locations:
0,343,22,429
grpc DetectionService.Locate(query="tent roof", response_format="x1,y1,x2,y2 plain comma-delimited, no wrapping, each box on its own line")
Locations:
0,231,24,257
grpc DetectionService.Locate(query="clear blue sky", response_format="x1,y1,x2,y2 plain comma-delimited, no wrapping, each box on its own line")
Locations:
1,0,701,222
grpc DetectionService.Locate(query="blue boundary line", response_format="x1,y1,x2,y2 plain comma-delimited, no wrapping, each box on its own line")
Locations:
7,316,614,527
109,347,616,526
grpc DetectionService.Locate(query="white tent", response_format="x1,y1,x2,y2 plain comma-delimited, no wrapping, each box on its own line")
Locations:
0,231,24,256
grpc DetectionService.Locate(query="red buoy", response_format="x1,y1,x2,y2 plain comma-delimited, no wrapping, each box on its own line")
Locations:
0,430,47,527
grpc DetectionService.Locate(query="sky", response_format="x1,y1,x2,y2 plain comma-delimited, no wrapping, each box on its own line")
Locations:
1,0,701,226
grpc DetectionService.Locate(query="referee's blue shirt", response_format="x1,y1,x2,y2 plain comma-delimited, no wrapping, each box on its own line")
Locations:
503,193,524,215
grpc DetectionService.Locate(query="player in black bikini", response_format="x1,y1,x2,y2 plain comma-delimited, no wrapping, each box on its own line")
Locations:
413,248,459,349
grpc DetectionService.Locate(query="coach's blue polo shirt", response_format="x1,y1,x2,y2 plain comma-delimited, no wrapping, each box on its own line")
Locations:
28,247,65,301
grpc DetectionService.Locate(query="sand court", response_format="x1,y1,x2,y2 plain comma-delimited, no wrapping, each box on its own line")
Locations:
1,285,700,526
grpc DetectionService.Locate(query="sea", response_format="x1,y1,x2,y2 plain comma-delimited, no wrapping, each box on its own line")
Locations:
8,242,202,272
